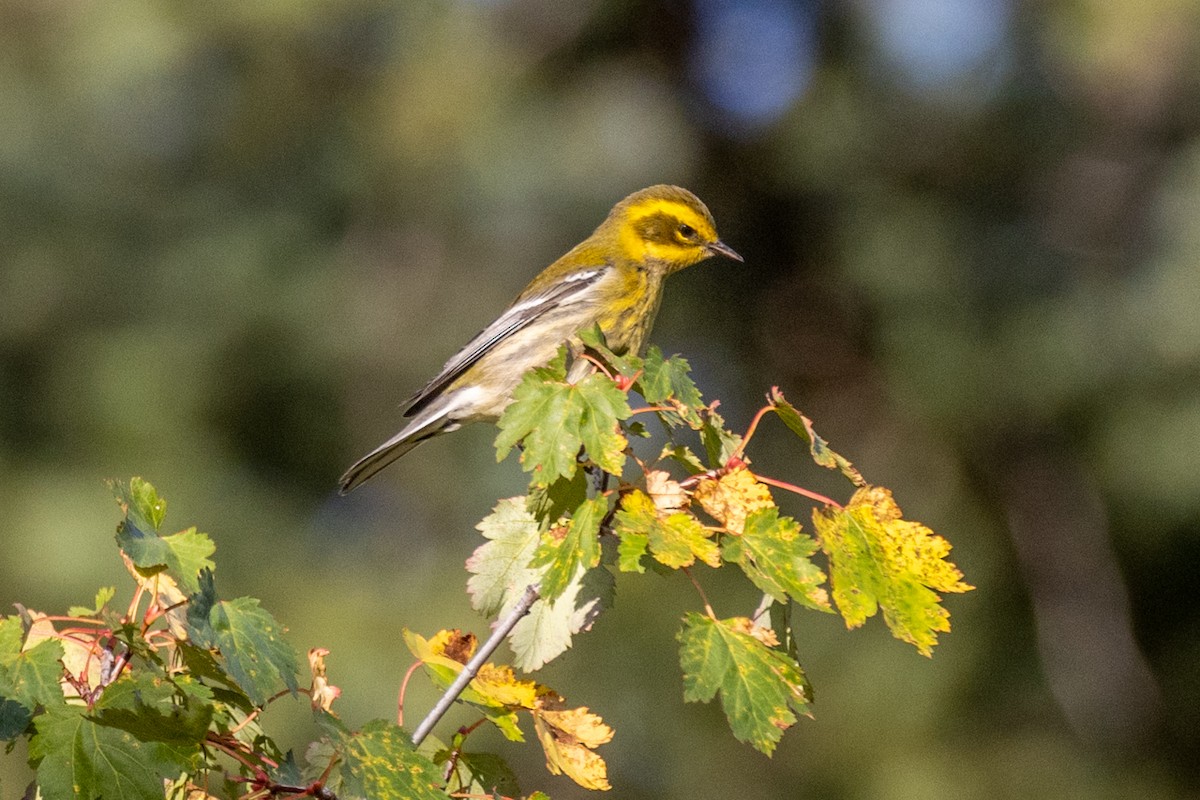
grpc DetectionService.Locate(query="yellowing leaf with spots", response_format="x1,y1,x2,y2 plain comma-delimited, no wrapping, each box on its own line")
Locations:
812,486,973,656
533,691,613,791
402,629,537,741
693,466,775,533
613,490,719,572
341,720,445,800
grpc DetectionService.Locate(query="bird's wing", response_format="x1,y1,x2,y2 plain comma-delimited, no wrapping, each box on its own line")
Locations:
403,265,608,416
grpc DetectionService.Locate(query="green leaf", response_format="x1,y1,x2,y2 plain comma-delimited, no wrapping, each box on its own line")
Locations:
495,351,631,485
700,407,742,468
340,720,445,800
0,638,65,711
616,529,649,573
110,477,167,534
770,388,865,486
527,469,588,528
574,372,632,475
613,490,719,571
160,529,216,593
466,497,613,669
466,498,542,618
658,443,706,475
509,565,614,672
69,586,117,618
812,487,972,655
450,751,521,797
0,697,31,740
174,642,253,715
528,496,607,601
578,323,640,378
89,674,213,747
638,347,704,426
0,616,23,666
723,508,831,612
186,576,299,705
113,478,215,593
30,704,197,800
677,613,810,756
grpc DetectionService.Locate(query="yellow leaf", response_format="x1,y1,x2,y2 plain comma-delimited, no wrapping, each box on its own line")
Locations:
532,693,614,791
473,663,538,709
813,486,973,655
693,466,774,533
429,629,477,664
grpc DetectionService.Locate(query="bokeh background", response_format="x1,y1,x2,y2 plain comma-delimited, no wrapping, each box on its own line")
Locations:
2,0,1198,797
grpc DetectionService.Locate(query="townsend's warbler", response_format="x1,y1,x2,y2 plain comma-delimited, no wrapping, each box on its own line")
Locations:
339,184,740,493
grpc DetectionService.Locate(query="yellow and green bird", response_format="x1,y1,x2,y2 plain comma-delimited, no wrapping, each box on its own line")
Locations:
339,184,740,493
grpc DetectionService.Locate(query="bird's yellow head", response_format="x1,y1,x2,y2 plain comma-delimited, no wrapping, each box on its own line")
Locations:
608,185,742,271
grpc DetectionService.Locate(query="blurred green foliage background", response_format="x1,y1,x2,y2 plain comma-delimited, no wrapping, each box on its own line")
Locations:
2,0,1198,797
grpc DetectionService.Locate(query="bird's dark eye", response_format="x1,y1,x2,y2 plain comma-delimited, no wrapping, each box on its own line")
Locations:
678,224,697,240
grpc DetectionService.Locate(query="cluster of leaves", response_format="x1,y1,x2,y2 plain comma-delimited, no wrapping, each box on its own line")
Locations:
471,329,973,754
0,479,578,799
0,334,972,798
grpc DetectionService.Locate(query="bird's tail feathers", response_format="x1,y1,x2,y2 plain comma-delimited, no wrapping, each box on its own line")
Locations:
338,409,459,494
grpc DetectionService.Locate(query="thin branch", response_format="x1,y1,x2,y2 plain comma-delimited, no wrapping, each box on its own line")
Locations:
681,567,716,620
410,584,540,747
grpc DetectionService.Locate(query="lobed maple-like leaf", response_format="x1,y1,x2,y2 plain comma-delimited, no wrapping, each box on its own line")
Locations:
677,613,810,756
466,498,614,671
67,586,116,618
495,350,632,485
532,691,614,791
722,508,832,612
112,479,215,594
613,490,719,572
89,673,213,747
0,637,65,713
466,498,543,618
340,720,445,800
693,466,775,534
812,486,973,655
448,751,522,798
637,347,705,427
30,702,198,800
186,571,300,705
770,388,865,486
700,406,743,468
403,629,533,740
528,495,607,601
507,563,613,672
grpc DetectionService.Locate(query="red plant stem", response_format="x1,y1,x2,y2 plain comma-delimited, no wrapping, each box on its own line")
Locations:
732,403,775,459
41,616,108,625
629,405,676,416
124,583,146,625
396,660,424,727
577,352,612,379
752,472,842,509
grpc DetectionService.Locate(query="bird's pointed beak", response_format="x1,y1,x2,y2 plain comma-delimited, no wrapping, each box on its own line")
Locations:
708,240,743,262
